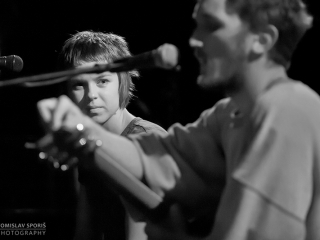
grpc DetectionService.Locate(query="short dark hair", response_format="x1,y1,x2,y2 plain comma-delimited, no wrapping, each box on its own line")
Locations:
226,0,313,68
59,31,138,109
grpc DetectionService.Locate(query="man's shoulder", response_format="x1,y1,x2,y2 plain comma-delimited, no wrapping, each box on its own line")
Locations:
255,80,320,128
199,97,232,119
259,80,320,111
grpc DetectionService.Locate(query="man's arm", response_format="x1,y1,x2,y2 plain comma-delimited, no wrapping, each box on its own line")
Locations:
37,96,221,239
83,117,144,179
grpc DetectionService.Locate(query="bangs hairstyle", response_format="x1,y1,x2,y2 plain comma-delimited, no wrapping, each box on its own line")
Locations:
59,31,139,109
226,0,313,69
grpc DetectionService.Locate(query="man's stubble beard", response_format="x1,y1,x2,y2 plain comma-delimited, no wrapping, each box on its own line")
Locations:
197,74,243,97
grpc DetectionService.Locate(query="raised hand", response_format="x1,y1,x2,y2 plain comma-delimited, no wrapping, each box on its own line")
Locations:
36,95,97,170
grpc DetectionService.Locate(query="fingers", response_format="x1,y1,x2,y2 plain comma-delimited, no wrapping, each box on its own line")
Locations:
37,98,58,131
50,156,79,171
36,133,54,150
38,144,79,171
52,95,77,131
61,157,79,170
37,98,57,123
38,95,81,131
36,124,96,170
36,95,95,171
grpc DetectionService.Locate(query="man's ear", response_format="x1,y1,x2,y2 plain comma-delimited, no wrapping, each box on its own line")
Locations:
252,25,279,54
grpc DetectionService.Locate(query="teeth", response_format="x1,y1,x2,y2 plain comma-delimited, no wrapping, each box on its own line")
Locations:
190,38,203,47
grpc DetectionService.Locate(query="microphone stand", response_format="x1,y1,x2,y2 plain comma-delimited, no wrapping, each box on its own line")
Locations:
0,62,120,88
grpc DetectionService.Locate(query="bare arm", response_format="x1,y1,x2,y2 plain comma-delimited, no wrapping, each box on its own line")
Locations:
84,119,143,179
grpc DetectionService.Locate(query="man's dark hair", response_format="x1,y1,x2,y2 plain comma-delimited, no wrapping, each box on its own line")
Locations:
226,0,313,68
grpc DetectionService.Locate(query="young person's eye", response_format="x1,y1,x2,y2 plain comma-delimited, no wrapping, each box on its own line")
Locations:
97,79,109,86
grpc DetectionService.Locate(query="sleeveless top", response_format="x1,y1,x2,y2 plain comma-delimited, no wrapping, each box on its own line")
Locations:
78,117,166,240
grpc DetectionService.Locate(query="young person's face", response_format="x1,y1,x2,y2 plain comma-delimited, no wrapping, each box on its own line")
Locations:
190,0,253,90
68,61,120,125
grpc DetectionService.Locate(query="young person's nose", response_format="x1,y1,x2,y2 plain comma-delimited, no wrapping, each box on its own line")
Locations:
87,82,98,100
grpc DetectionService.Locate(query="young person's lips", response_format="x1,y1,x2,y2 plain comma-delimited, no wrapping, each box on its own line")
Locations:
87,106,104,113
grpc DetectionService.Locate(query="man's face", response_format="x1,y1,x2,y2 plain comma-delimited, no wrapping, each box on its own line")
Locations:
190,0,252,90
68,61,120,125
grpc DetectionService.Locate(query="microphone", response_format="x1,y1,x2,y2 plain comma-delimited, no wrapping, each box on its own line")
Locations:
0,44,178,88
0,55,24,72
108,43,179,72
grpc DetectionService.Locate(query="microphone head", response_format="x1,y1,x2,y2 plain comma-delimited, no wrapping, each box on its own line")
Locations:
0,55,24,72
154,44,179,69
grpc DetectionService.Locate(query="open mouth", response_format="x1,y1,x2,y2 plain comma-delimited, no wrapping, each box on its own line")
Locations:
194,49,207,67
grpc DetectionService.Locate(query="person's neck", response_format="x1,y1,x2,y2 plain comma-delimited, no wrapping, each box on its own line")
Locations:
102,108,136,135
230,61,288,113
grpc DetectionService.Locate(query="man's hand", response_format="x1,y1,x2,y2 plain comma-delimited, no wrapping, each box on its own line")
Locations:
36,95,93,168
37,95,88,131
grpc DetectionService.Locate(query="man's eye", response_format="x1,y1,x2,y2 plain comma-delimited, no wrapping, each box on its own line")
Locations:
198,19,221,32
204,21,222,32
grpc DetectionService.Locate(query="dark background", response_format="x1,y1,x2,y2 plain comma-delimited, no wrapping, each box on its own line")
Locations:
0,0,319,239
